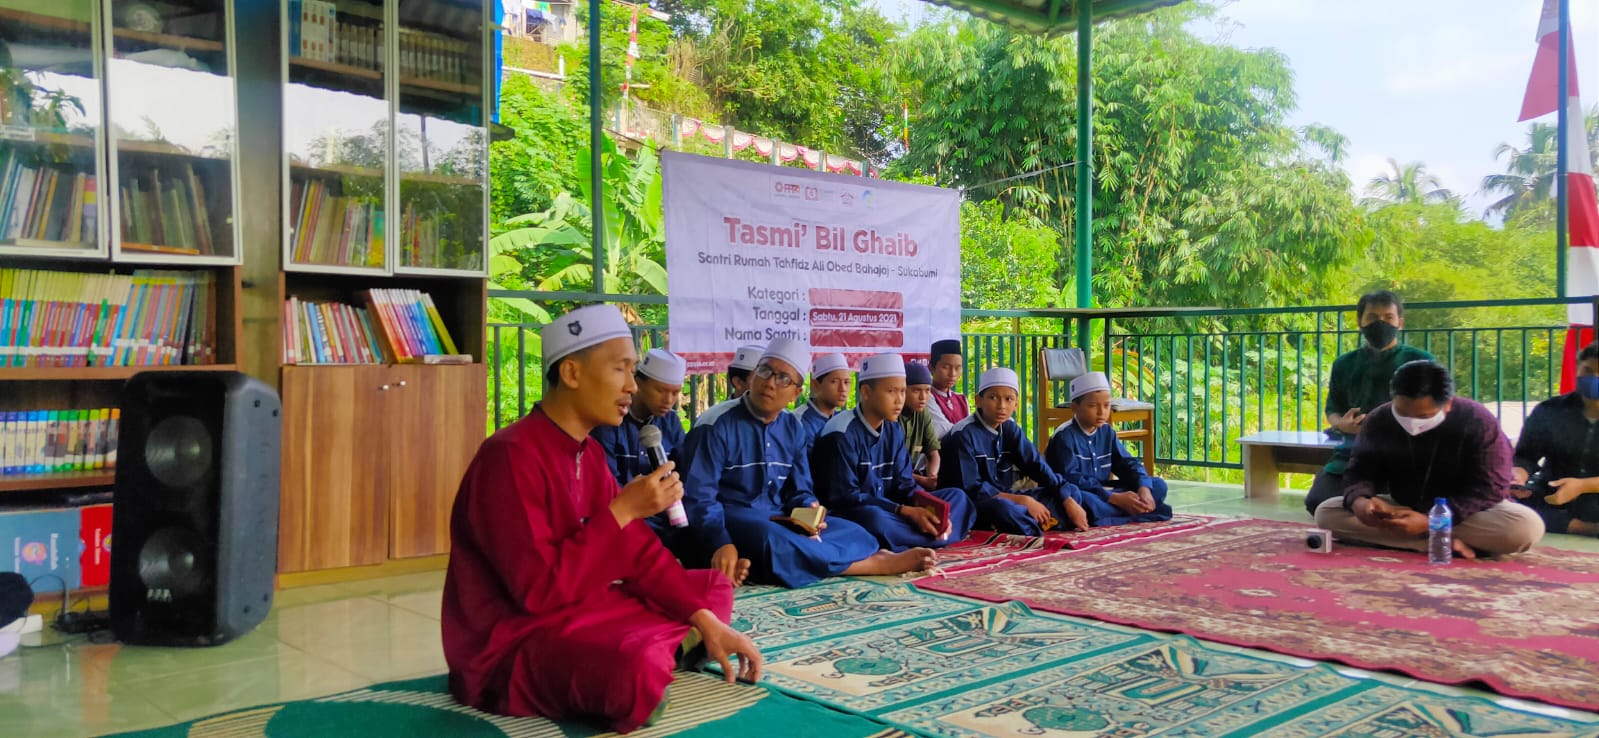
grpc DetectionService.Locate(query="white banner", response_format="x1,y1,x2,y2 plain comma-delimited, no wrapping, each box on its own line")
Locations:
662,151,961,373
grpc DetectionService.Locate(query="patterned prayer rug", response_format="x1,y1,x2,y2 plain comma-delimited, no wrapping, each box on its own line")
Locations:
102,671,910,738
729,579,1599,737
920,518,1599,712
928,514,1214,576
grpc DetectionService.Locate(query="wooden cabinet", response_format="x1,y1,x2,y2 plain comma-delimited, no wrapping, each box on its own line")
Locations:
278,363,484,573
386,363,485,559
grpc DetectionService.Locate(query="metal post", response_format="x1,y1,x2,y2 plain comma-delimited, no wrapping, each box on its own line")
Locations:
1556,0,1572,300
588,0,606,294
1073,0,1093,349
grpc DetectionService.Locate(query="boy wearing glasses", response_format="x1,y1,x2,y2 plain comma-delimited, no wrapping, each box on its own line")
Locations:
680,338,938,587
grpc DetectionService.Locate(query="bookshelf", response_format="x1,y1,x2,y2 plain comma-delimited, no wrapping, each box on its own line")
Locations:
282,0,488,277
274,0,488,578
0,0,248,610
104,0,241,265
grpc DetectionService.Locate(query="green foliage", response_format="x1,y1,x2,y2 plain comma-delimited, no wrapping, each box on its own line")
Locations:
667,0,900,159
959,200,1062,311
891,6,1368,318
561,0,714,117
491,75,589,227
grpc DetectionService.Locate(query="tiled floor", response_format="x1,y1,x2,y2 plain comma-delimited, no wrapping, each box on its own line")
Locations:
3,483,1597,737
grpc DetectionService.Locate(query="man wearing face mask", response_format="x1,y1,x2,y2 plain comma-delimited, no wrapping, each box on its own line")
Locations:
1303,291,1435,515
1314,360,1545,558
1511,343,1599,536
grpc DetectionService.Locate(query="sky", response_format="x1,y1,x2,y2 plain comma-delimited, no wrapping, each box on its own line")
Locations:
867,0,1599,219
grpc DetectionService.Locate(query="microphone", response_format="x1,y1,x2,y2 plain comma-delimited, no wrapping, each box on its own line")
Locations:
638,425,689,528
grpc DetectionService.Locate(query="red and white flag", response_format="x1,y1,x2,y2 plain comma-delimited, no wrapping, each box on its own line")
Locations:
1520,0,1599,388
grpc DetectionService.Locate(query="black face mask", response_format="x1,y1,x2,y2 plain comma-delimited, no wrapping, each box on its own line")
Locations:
1361,320,1399,349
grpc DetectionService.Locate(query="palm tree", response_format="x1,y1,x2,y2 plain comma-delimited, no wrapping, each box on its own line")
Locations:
1364,158,1452,205
1482,123,1558,219
1482,107,1599,219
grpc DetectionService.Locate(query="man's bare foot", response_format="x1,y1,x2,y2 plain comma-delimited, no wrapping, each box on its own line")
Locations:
734,558,752,585
1451,538,1477,560
843,548,939,576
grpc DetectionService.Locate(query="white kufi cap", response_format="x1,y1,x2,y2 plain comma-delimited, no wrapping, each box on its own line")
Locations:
730,345,763,371
1070,371,1111,401
542,304,632,366
978,367,1020,394
858,353,905,381
638,348,687,386
810,352,851,380
761,337,811,377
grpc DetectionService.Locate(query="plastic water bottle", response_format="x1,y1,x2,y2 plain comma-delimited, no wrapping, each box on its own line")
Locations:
1428,498,1453,565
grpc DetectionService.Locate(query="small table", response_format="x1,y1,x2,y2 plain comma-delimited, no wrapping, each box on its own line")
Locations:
1237,431,1341,501
1037,405,1157,474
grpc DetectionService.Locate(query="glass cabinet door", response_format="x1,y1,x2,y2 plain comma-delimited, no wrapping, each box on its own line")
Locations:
104,0,239,263
283,0,389,273
394,0,486,274
0,0,108,258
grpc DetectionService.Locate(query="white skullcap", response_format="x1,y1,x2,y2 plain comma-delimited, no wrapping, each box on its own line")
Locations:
638,348,687,386
810,353,851,380
543,304,632,366
978,367,1019,394
858,353,905,381
1070,371,1111,401
730,345,763,371
761,337,811,378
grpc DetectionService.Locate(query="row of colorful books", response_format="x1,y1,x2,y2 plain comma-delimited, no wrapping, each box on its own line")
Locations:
0,152,98,248
0,268,217,367
118,164,219,257
282,288,459,364
399,202,481,271
1,503,113,590
289,178,385,268
282,297,384,365
1,408,120,476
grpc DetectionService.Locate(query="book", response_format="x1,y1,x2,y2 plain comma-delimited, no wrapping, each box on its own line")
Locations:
911,489,951,529
771,505,827,536
0,406,119,476
0,268,216,368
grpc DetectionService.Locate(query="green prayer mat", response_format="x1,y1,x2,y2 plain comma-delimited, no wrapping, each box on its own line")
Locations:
726,579,1599,738
102,671,911,738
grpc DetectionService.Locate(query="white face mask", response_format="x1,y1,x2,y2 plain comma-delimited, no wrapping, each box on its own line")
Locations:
1395,410,1447,436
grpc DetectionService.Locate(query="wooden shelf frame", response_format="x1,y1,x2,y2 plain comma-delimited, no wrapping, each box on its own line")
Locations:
0,471,115,493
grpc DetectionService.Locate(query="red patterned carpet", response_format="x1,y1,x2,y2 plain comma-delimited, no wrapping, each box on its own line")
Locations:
930,514,1213,575
921,518,1599,711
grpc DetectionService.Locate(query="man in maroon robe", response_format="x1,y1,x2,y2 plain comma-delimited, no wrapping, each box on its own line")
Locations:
442,304,762,732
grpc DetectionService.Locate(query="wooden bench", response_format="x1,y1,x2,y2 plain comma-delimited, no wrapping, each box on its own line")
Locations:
1237,431,1341,501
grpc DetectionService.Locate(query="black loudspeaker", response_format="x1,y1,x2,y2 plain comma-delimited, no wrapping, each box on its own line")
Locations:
110,371,282,647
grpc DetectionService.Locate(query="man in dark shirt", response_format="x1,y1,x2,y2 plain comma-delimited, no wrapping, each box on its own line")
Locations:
1304,291,1435,514
1314,360,1544,558
1513,343,1599,536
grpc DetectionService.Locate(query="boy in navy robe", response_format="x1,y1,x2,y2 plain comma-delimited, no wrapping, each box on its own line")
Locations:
592,348,701,556
812,353,976,550
939,367,1090,535
793,352,851,446
680,338,936,587
1045,371,1173,526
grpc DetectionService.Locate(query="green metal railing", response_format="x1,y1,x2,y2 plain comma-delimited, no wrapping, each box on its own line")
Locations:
487,291,1588,472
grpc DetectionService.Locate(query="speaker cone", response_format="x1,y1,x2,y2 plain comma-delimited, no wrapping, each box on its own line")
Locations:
145,415,213,489
137,527,211,599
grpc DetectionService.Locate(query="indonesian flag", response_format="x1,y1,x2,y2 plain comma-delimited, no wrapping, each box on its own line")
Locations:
1520,0,1599,390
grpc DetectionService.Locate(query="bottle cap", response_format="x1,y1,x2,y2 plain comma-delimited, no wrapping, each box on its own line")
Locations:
1435,497,1448,505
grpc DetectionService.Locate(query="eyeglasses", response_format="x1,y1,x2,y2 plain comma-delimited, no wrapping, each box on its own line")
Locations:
754,363,800,389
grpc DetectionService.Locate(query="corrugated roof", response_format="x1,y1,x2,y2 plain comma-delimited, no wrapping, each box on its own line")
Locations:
920,0,1186,35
